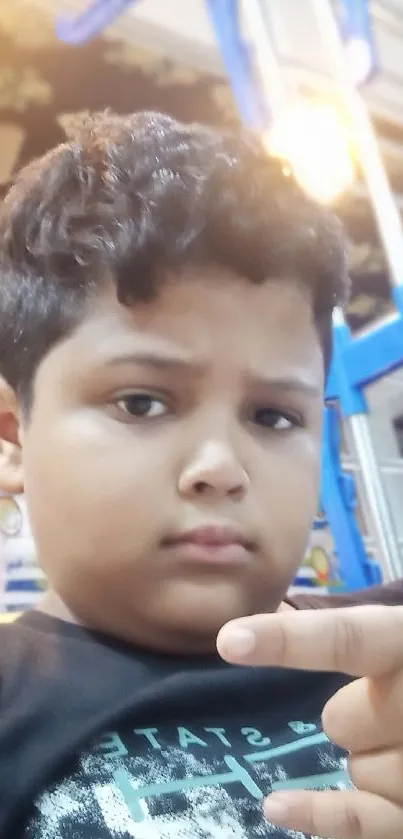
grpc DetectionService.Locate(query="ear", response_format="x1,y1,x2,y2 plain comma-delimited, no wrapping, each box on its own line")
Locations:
0,377,24,495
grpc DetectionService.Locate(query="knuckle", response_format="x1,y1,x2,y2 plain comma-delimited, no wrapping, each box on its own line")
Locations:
309,794,364,839
333,615,365,672
338,798,364,839
274,620,290,664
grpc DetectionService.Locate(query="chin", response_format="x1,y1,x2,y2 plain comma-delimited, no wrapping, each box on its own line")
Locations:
155,613,229,655
157,587,254,646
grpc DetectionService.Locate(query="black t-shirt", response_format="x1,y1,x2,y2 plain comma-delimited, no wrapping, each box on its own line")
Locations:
0,610,354,839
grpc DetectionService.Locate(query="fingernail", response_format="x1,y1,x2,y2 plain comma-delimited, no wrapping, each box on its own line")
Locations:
264,794,290,825
222,627,256,657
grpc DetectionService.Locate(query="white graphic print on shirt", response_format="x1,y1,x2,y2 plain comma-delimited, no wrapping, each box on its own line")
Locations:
27,716,351,838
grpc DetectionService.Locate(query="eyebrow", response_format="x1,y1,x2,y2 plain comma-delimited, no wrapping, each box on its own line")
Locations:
104,351,321,398
104,350,205,375
250,376,321,399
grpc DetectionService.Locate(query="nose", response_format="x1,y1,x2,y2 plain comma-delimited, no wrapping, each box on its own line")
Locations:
178,440,250,501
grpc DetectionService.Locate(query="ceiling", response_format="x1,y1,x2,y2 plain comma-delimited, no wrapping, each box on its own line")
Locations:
44,2,403,207
48,1,403,121
28,0,403,321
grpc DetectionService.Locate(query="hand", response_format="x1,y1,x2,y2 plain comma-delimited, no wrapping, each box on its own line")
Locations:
217,605,403,839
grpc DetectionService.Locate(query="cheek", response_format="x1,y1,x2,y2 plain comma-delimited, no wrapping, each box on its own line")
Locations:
22,414,171,556
255,436,321,555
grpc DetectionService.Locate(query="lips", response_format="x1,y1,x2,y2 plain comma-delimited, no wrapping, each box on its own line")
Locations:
162,526,255,566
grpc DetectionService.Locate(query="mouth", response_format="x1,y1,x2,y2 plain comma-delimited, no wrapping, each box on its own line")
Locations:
162,525,256,567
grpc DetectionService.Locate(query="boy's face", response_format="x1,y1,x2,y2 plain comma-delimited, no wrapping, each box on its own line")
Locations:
18,268,324,652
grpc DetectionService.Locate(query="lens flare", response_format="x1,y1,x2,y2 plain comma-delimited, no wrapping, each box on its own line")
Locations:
267,102,355,203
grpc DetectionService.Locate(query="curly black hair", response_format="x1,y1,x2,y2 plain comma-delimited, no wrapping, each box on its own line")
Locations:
0,110,349,411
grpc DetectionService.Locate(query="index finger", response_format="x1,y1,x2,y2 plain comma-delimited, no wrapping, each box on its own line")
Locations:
216,605,403,677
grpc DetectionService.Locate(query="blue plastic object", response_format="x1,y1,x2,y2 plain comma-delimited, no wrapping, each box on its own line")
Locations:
205,0,269,130
55,0,139,44
326,312,403,399
392,284,403,319
329,319,367,416
337,0,377,85
320,406,381,590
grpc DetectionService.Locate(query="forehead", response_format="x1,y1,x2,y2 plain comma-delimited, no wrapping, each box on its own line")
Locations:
51,268,324,387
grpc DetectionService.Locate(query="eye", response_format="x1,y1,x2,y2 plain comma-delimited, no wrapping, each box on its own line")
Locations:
115,394,168,419
252,407,302,431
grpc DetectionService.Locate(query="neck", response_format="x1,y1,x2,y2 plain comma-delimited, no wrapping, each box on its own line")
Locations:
37,590,83,625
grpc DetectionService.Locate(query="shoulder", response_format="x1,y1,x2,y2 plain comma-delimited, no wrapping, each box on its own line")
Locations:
0,612,59,714
0,615,29,661
0,618,25,704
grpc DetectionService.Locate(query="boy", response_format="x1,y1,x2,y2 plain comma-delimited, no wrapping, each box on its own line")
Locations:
0,111,401,839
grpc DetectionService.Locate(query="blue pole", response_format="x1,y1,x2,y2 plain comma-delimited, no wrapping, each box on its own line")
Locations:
320,406,380,590
55,0,140,44
205,0,269,130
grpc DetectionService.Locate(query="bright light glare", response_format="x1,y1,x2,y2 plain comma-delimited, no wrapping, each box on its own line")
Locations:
267,103,355,203
346,37,373,86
